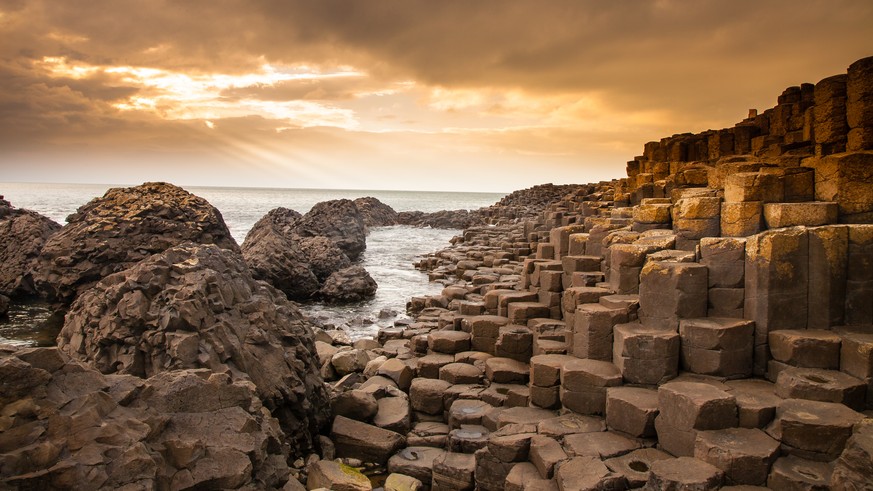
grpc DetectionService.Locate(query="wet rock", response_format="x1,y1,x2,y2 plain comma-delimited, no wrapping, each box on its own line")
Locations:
0,201,61,297
318,265,378,303
32,182,237,303
354,197,399,227
56,243,330,458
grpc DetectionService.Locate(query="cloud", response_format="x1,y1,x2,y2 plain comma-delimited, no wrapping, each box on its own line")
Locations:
1,0,872,190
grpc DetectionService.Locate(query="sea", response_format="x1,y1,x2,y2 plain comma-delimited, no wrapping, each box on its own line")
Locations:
0,182,506,343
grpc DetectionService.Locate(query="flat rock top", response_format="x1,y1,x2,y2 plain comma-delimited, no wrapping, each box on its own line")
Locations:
775,398,865,425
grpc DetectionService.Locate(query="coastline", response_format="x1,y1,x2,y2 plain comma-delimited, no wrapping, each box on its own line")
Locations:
1,57,873,490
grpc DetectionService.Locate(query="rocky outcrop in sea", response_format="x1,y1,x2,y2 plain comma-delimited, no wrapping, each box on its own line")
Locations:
0,198,61,298
31,182,238,304
3,55,873,490
241,202,376,302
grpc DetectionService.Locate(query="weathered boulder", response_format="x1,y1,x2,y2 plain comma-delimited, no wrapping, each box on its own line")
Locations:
318,265,378,303
0,199,61,297
0,346,293,490
295,199,367,260
31,182,238,303
242,204,371,302
299,236,352,281
241,207,320,299
0,293,8,316
56,243,330,457
354,197,399,227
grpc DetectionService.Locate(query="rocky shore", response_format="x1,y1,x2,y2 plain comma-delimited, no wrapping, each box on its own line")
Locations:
2,56,873,490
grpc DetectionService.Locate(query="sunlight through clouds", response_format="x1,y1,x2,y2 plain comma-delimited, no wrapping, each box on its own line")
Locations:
38,56,363,129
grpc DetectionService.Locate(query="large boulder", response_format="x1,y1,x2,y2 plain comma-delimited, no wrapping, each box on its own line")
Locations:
31,182,238,303
242,203,369,301
0,346,293,490
56,243,330,456
294,199,367,260
299,236,352,281
318,265,378,303
241,208,320,299
354,197,399,227
0,198,61,297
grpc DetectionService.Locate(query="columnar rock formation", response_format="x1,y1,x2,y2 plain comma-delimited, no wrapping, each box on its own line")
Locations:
31,182,238,304
302,56,873,490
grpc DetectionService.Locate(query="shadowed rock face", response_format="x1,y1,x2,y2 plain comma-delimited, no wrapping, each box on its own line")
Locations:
294,199,367,261
31,182,238,304
0,199,61,297
57,243,330,456
242,208,321,299
318,265,378,303
241,204,369,302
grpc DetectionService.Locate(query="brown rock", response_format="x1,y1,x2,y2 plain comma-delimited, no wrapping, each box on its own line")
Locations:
694,427,780,486
387,446,445,485
318,265,377,303
56,244,329,457
604,448,673,488
331,416,405,465
555,456,628,491
33,182,238,303
409,378,452,415
767,455,833,490
765,398,864,461
0,204,60,297
332,390,379,422
831,419,873,489
306,460,372,491
645,457,724,490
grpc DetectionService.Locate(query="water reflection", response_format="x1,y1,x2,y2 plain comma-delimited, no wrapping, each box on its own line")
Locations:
0,299,65,347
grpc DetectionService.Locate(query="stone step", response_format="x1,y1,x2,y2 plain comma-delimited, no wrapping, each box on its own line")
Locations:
763,202,838,228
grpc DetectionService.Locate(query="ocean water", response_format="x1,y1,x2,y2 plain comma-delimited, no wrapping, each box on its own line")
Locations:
0,182,505,342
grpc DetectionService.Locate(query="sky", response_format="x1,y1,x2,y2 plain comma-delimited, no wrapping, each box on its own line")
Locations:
1,1,871,192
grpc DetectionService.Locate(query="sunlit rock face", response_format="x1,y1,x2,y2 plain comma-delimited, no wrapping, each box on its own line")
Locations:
57,243,331,457
354,196,400,227
32,182,238,304
0,198,61,297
